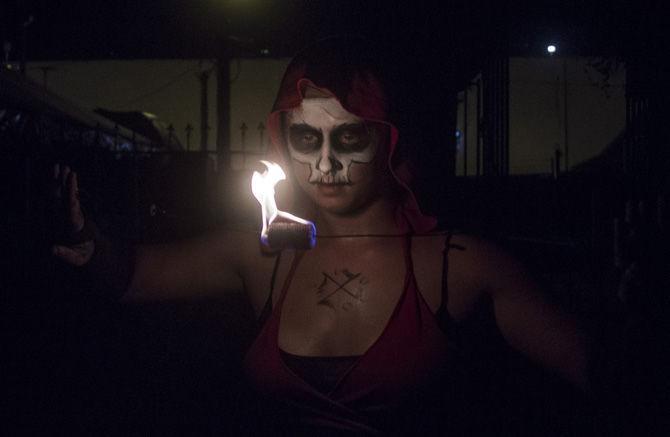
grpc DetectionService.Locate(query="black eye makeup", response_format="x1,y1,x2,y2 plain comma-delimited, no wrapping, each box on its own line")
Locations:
331,123,371,153
288,124,323,152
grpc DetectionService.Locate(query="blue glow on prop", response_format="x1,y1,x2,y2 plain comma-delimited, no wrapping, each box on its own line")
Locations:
251,160,316,249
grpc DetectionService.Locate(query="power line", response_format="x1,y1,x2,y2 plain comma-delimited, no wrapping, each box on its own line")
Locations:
121,65,202,107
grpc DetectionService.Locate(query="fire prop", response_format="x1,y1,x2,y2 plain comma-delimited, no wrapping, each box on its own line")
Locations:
252,161,316,249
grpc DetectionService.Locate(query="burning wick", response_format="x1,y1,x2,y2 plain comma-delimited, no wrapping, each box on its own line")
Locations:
251,160,316,249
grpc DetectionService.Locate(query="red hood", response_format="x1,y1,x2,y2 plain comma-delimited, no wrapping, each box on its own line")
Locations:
267,37,436,233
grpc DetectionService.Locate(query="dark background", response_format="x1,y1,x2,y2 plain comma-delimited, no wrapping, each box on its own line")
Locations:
2,0,669,435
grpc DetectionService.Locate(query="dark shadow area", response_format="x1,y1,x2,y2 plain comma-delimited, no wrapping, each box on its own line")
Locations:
3,1,670,435
4,148,667,436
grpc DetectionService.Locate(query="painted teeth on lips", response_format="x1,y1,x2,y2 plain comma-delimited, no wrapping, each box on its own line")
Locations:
314,174,349,185
316,182,347,186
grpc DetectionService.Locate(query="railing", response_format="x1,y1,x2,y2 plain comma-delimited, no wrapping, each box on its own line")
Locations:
229,120,270,170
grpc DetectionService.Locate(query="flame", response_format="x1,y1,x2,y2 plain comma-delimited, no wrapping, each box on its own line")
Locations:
252,160,315,246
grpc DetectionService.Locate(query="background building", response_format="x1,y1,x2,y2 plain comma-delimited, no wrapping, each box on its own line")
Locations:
25,55,626,176
456,56,625,175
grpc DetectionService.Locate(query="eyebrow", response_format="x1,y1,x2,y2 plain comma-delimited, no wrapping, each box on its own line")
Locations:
332,122,367,132
288,122,366,132
288,123,321,132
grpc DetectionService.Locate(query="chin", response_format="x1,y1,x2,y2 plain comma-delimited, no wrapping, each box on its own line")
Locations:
312,190,374,216
312,195,354,214
319,201,359,216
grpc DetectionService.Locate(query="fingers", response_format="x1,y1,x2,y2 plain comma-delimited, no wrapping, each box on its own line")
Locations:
61,165,71,189
52,244,93,266
51,164,94,267
68,171,85,232
68,170,77,206
52,163,85,231
52,163,62,198
53,163,71,199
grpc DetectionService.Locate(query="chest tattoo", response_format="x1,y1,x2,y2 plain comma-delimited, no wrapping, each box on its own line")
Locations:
316,268,368,311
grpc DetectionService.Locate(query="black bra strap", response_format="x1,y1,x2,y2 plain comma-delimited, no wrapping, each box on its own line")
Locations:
439,232,454,312
270,251,282,295
257,251,282,326
404,232,414,274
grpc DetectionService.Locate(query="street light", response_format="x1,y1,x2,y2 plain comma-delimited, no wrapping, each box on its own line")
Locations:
546,42,568,171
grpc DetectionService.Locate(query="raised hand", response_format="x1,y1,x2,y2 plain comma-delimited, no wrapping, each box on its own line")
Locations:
51,163,95,266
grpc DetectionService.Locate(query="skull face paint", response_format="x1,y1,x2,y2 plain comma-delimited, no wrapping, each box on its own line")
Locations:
286,98,378,185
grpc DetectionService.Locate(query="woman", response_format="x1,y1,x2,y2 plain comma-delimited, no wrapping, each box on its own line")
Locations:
53,37,590,434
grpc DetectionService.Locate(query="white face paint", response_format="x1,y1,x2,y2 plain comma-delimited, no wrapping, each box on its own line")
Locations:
286,98,377,185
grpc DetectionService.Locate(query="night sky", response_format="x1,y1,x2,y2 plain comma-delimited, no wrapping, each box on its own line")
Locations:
1,1,660,62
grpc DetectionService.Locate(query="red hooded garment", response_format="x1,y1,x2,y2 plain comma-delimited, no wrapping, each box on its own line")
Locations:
243,37,456,435
265,36,437,234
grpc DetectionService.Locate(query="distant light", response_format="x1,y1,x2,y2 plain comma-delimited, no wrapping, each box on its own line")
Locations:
260,49,270,55
547,44,557,54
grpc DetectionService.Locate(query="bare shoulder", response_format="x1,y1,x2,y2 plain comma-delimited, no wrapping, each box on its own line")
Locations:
451,234,590,389
409,232,450,313
405,232,532,319
449,233,508,258
411,231,510,263
410,232,497,318
449,234,528,290
428,233,528,320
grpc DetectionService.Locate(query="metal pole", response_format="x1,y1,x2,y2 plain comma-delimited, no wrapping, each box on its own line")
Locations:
133,153,141,241
185,124,193,151
463,86,468,176
563,57,569,171
199,70,210,152
39,66,55,91
216,48,231,170
503,56,510,176
20,16,33,77
493,59,498,175
476,79,482,177
23,155,32,283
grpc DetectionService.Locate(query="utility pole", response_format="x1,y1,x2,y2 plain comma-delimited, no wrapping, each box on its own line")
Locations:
216,46,231,171
199,68,210,152
2,41,12,70
20,15,34,77
38,65,55,91
563,57,569,171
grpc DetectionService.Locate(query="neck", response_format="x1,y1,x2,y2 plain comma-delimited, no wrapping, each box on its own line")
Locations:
315,197,400,236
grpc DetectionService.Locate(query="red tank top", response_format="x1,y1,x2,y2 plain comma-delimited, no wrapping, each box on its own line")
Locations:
243,235,452,434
